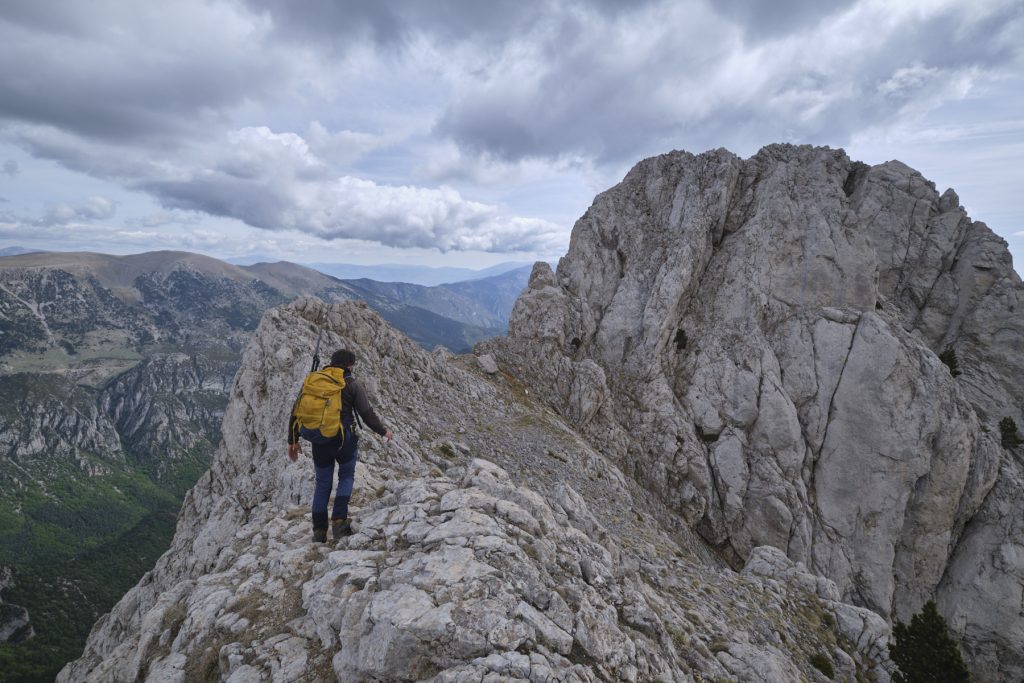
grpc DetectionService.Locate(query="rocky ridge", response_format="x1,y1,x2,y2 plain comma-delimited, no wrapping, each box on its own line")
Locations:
60,299,893,682
0,249,528,675
56,144,1022,681
482,144,1023,680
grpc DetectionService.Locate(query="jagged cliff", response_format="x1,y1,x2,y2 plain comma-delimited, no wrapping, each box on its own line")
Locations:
58,299,893,682
484,144,1023,679
58,145,1022,682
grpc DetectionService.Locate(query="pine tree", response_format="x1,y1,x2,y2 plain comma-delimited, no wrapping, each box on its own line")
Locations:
938,347,961,377
890,601,970,683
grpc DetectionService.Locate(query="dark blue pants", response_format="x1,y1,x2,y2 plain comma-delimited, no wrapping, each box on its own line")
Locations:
311,427,358,530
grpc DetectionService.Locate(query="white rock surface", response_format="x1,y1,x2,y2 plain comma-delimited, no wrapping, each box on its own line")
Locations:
59,298,892,682
476,353,499,374
485,144,1022,680
59,144,1023,682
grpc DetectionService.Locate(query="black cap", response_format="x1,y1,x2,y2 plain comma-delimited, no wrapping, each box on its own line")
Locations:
330,349,356,368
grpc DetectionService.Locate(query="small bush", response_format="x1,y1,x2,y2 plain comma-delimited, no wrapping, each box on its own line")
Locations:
891,601,970,683
999,417,1022,449
160,603,187,636
667,625,688,648
674,329,688,351
809,652,834,678
938,347,961,377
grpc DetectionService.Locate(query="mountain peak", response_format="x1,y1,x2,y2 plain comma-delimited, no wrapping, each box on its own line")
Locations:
58,146,1024,681
492,145,1023,680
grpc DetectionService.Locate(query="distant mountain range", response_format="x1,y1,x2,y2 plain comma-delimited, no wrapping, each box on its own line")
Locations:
0,251,530,355
3,246,533,287
340,267,529,330
0,247,40,257
228,256,533,287
0,248,530,680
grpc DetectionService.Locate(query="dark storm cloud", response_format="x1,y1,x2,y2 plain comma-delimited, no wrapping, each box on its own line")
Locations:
241,0,654,50
141,176,292,231
1,0,1020,256
0,1,289,143
712,0,859,38
435,1,1024,164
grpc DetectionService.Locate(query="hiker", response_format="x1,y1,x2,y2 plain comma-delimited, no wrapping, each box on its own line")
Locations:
287,349,392,543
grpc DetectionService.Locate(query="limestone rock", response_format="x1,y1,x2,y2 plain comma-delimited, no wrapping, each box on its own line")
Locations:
489,144,1022,680
59,299,893,682
58,143,1023,682
476,353,499,374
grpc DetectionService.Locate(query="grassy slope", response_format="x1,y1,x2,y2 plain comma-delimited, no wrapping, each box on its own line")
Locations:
0,502,180,682
0,453,200,682
0,360,219,680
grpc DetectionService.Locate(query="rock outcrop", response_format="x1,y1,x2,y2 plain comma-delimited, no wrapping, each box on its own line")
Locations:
58,144,1022,682
0,566,33,644
484,144,1023,680
0,250,532,677
60,299,894,682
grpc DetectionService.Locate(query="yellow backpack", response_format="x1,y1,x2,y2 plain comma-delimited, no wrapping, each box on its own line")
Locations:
293,367,347,443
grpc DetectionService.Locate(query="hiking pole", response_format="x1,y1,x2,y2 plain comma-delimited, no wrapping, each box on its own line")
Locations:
310,308,325,372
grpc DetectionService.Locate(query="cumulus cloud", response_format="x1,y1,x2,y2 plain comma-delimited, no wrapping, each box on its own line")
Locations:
137,127,563,252
37,196,116,226
6,118,563,252
1,0,1021,259
305,121,387,166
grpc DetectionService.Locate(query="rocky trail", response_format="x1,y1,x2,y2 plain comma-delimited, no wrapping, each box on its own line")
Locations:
59,299,891,682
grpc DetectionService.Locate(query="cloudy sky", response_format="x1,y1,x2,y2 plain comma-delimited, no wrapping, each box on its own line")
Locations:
0,0,1021,270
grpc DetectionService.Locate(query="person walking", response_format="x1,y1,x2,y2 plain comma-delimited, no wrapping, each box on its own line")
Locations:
288,349,392,543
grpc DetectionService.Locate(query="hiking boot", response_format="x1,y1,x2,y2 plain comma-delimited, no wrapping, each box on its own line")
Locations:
331,518,352,540
312,528,327,543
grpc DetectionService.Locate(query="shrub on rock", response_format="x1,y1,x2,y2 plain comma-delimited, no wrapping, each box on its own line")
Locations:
891,601,970,683
999,417,1022,449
